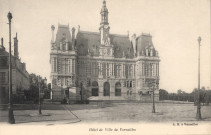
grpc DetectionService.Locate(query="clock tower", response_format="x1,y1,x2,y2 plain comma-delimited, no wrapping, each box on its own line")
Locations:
99,0,110,45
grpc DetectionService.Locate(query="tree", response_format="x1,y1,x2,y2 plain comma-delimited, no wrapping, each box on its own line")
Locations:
24,73,47,103
159,89,169,100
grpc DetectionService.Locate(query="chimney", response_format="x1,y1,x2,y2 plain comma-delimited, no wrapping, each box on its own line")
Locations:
72,27,75,42
65,38,69,51
132,34,137,56
22,63,26,71
51,25,55,42
14,33,19,57
1,38,3,46
78,25,80,32
0,38,5,50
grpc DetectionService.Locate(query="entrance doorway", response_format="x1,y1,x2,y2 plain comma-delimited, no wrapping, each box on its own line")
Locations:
115,82,121,96
91,81,99,96
103,82,110,96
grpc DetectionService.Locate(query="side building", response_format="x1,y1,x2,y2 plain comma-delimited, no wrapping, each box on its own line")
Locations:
50,0,160,102
0,34,30,103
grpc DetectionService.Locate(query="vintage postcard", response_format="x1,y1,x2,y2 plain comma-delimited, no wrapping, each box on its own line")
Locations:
0,0,210,134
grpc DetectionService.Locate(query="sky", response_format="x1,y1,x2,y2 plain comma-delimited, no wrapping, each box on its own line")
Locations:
0,0,210,93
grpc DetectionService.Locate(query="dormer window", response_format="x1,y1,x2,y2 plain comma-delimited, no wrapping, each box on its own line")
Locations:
62,33,66,38
107,48,110,55
150,49,153,56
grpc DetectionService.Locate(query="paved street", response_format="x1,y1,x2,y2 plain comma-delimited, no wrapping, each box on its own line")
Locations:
0,102,211,125
0,104,80,125
69,102,211,123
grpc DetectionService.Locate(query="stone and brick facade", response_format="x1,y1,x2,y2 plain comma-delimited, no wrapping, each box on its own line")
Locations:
0,34,30,103
50,0,160,101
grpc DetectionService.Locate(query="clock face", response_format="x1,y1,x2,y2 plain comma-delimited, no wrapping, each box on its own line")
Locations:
104,25,109,29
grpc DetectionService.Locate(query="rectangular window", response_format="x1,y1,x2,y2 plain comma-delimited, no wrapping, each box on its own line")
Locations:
0,72,6,83
72,59,75,73
117,64,121,77
128,65,132,77
65,58,68,74
96,62,99,76
123,64,125,77
0,87,6,98
107,63,110,77
58,58,61,74
132,81,136,88
102,63,106,78
114,64,117,77
52,57,56,72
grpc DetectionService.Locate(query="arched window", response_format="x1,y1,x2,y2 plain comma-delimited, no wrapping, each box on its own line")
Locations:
103,82,110,96
115,82,121,96
130,91,132,95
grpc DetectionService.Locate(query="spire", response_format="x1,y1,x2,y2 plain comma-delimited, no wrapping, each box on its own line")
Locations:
99,0,110,45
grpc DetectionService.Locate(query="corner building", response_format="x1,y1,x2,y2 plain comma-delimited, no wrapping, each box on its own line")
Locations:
0,34,30,104
50,0,160,101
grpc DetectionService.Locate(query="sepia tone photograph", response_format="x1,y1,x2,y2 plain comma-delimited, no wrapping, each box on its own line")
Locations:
0,0,210,134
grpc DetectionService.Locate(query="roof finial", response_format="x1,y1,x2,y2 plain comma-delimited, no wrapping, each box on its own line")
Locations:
78,25,80,32
103,0,106,6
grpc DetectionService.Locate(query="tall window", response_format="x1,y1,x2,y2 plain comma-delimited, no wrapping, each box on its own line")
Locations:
52,57,57,72
62,59,65,74
102,63,106,78
128,65,132,77
58,58,61,74
72,59,75,74
0,72,6,83
123,64,125,77
115,82,121,96
0,87,6,98
145,64,149,76
65,58,68,74
88,62,91,76
142,63,145,76
117,64,121,77
106,63,110,77
95,62,99,76
69,59,72,73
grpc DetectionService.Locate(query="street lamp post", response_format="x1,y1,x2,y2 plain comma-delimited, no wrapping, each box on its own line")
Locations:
38,76,42,115
66,80,70,104
149,79,158,113
33,76,46,115
7,12,15,124
152,84,155,113
196,36,202,120
81,83,83,101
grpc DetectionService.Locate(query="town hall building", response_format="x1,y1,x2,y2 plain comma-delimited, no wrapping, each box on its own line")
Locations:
50,0,160,102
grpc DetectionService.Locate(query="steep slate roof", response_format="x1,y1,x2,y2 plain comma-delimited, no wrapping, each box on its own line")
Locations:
136,34,154,51
0,49,9,56
55,25,71,44
136,33,157,56
55,24,74,49
76,31,134,58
